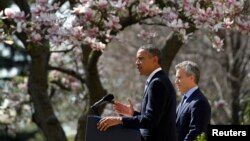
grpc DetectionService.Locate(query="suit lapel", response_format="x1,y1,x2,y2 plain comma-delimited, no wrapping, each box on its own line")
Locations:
143,71,162,97
176,101,189,122
141,71,163,112
176,89,200,122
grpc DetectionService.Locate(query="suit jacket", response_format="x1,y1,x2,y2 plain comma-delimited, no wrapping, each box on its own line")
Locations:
176,89,211,141
122,70,177,141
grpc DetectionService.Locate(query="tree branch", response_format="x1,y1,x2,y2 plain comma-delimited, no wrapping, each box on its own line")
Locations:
87,50,102,70
50,47,75,53
50,80,71,91
48,65,85,83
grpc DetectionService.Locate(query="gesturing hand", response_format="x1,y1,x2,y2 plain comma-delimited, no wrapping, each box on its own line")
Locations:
113,98,134,117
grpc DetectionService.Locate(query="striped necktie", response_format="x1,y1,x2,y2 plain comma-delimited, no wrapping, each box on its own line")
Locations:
180,95,187,107
144,81,149,92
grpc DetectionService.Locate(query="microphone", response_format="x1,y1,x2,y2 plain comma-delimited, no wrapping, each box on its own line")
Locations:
90,94,114,110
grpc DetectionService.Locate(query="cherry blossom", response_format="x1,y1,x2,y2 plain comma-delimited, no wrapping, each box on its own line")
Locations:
223,18,234,28
161,0,248,46
4,8,14,19
137,0,161,17
104,15,122,30
1,0,250,139
212,35,224,51
109,0,128,9
94,0,109,11
30,32,42,42
0,0,249,51
137,30,157,41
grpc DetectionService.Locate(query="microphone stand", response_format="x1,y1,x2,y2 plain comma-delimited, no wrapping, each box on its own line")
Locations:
91,107,100,116
90,94,114,116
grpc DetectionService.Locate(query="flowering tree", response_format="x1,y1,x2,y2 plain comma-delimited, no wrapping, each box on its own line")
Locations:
1,0,250,141
172,29,250,124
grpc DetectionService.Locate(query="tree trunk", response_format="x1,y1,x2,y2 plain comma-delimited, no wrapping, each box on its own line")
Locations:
230,80,240,124
161,33,183,73
231,95,240,124
28,44,67,141
228,64,241,124
224,31,248,124
75,50,107,141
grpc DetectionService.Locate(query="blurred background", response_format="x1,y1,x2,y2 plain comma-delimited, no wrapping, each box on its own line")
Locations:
1,23,250,141
1,0,250,141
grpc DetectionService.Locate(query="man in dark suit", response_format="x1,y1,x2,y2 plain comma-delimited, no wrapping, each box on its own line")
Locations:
97,44,177,141
175,61,211,141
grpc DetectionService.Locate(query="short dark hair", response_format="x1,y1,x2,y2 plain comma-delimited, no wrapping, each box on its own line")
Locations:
139,44,161,64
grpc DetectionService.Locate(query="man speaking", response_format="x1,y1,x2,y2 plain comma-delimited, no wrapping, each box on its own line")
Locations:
97,44,177,141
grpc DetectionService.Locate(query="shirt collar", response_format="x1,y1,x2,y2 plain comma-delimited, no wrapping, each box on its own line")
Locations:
184,86,198,100
146,67,162,83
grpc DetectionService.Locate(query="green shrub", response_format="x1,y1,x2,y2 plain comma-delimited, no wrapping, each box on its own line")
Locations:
196,132,206,141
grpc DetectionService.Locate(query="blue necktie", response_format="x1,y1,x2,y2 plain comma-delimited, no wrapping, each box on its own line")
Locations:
180,95,187,107
177,95,187,117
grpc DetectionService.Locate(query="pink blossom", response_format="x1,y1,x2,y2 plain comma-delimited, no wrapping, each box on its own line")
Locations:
84,37,96,45
94,0,108,11
212,36,224,52
148,5,161,16
105,30,112,42
162,7,178,22
223,18,234,28
86,27,99,37
71,26,85,40
137,2,150,16
83,37,106,50
137,30,157,40
37,0,47,6
4,8,14,18
94,42,106,51
105,16,121,30
80,0,89,4
236,18,250,32
213,3,225,19
84,9,94,21
110,0,127,9
72,5,90,14
47,25,60,35
32,9,42,17
136,0,160,16
193,8,213,25
168,19,189,29
30,32,42,42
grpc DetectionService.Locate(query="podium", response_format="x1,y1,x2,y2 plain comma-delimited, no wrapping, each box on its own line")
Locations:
85,116,141,141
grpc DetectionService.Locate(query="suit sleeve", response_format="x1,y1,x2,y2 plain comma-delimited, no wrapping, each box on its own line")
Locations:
122,80,168,128
133,111,140,116
184,100,211,140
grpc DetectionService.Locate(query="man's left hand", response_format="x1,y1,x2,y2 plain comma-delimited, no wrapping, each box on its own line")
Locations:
97,117,123,131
